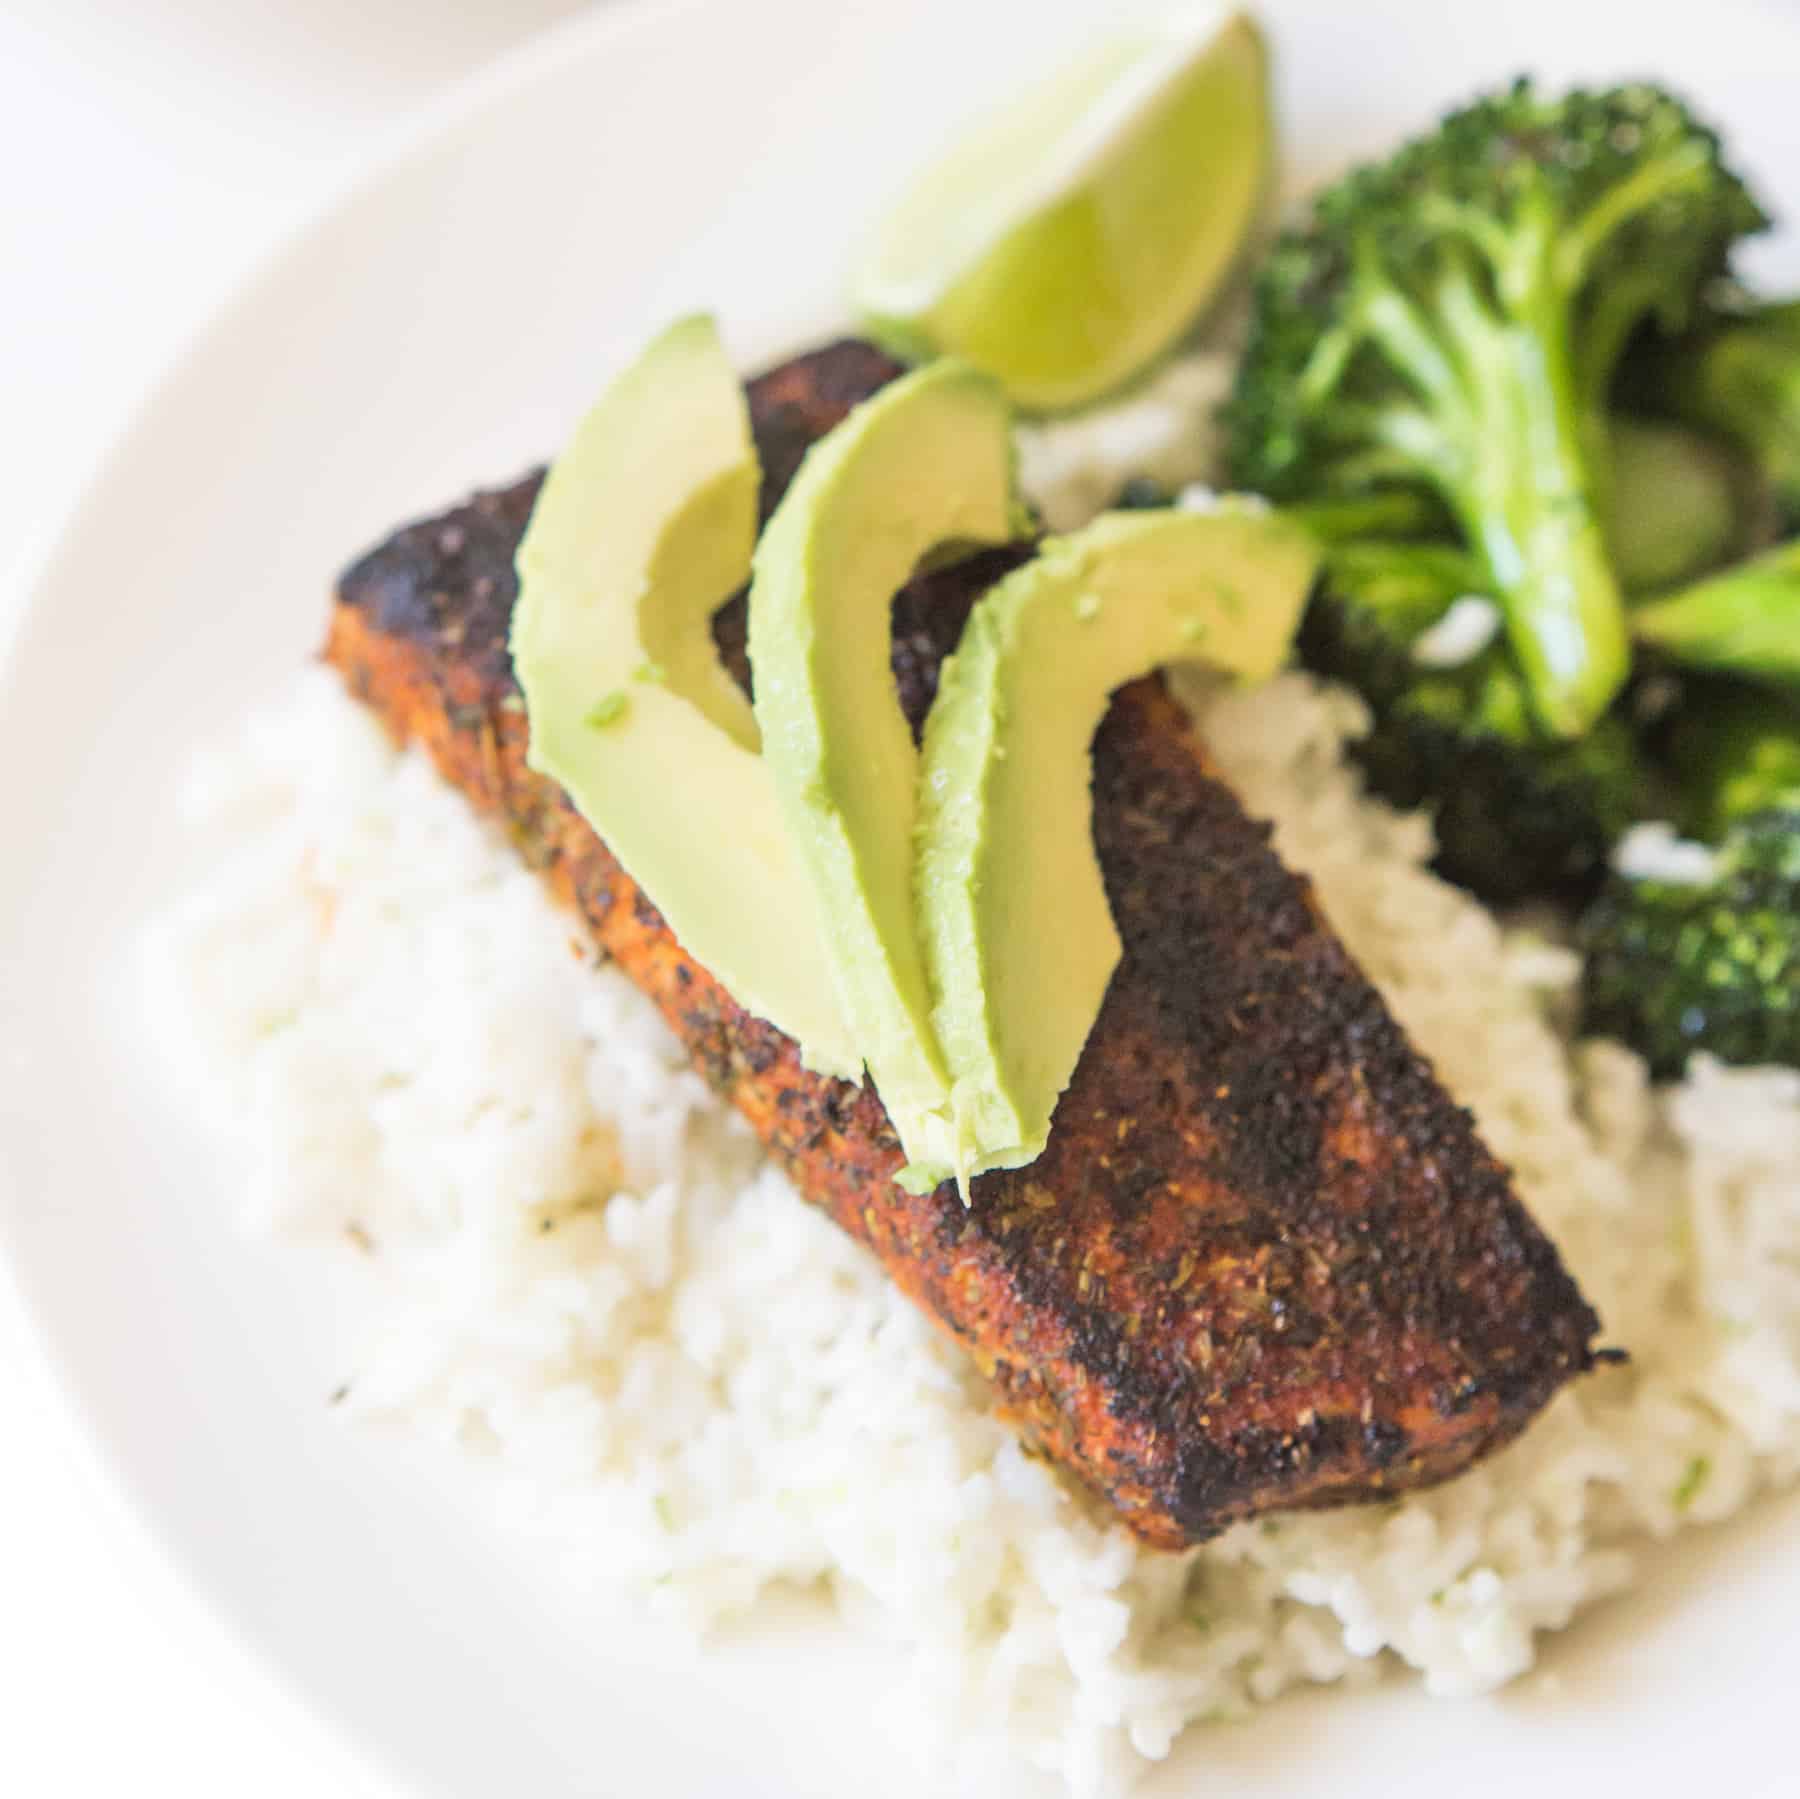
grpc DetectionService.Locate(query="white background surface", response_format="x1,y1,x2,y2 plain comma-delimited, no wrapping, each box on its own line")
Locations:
0,6,581,1792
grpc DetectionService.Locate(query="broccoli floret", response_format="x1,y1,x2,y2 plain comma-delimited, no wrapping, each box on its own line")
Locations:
1580,804,1800,1075
1580,682,1800,1074
1302,539,1486,699
1225,80,1766,737
1635,296,1800,524
1303,540,1657,901
1664,680,1800,840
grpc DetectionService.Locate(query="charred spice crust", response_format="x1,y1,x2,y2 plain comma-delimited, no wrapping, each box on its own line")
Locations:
328,341,1602,1549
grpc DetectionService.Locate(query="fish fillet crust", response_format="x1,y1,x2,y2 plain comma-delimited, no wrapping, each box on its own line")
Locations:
324,340,1600,1549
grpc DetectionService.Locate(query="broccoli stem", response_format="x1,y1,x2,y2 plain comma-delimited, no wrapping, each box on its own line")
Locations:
1633,540,1800,689
1282,489,1442,546
1456,314,1630,737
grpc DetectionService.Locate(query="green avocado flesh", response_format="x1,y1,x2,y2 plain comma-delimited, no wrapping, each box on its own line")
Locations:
748,361,1024,1181
510,315,859,1079
515,322,1312,1193
917,507,1319,1178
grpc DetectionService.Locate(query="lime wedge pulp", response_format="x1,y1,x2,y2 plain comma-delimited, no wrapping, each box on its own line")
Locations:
851,5,1272,414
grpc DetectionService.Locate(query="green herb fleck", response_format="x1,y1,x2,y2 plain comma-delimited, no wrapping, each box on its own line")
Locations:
1179,615,1209,645
1673,1455,1712,1511
632,660,667,685
654,1494,675,1529
585,691,630,729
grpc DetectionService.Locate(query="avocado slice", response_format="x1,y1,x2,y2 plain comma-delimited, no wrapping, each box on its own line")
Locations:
918,506,1319,1176
748,361,1025,1179
511,315,859,1079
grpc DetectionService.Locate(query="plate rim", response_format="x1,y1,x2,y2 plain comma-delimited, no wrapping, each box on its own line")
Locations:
4,2,1800,1795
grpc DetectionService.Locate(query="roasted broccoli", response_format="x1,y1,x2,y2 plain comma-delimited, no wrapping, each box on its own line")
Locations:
1302,539,1657,901
1664,680,1800,840
1635,296,1800,525
1122,419,1743,594
1606,415,1746,594
1632,538,1800,688
1579,803,1800,1076
1225,80,1766,737
1580,681,1800,1074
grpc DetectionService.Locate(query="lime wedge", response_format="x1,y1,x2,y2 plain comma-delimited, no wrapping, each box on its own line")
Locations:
851,6,1272,414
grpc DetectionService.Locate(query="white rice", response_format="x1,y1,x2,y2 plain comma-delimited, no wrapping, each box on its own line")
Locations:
1409,594,1503,669
147,661,1800,1796
1015,351,1239,531
1613,820,1723,886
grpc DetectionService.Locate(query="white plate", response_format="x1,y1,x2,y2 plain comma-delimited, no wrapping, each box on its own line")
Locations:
2,1,1797,1794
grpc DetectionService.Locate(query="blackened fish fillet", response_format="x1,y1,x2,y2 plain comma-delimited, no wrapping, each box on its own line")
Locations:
325,340,1600,1549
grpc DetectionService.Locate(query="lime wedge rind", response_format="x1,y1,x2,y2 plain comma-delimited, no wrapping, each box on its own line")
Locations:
856,27,1195,319
851,4,1271,414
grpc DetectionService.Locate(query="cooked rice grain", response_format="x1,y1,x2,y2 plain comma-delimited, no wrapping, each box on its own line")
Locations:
149,665,1800,1796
